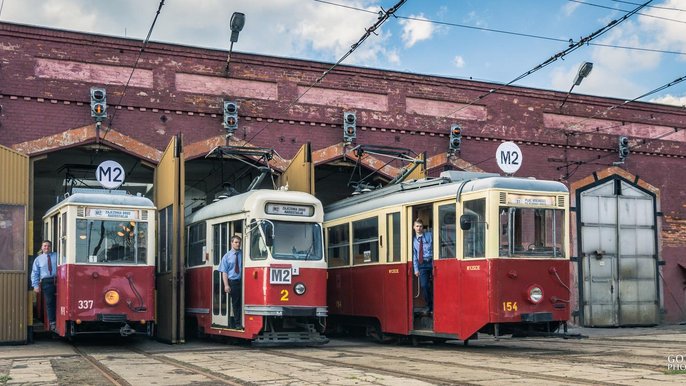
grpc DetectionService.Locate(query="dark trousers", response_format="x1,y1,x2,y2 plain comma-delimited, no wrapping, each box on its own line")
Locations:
229,279,242,327
418,267,433,312
41,278,56,324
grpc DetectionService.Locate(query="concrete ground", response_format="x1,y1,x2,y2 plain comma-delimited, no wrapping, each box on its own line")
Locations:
1,324,685,385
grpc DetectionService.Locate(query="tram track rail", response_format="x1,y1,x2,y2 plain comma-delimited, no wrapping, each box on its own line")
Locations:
129,347,244,386
72,345,129,386
265,345,615,386
58,334,678,386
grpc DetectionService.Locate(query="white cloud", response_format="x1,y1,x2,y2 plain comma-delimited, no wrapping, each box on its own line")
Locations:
637,0,686,53
386,49,401,65
591,21,661,73
398,14,434,48
550,64,642,100
562,1,581,17
649,94,686,107
453,55,465,68
1,0,392,66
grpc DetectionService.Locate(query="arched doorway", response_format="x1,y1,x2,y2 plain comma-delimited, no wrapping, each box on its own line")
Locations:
576,173,660,326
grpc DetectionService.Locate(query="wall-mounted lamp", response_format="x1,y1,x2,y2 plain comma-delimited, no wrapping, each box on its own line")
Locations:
560,62,593,108
225,12,246,74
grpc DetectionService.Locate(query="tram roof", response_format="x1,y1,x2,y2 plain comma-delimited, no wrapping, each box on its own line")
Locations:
44,192,155,216
325,171,568,221
186,189,323,224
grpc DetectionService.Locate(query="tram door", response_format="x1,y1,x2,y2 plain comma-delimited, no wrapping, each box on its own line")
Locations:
409,205,434,331
155,135,185,343
0,145,29,344
210,220,243,327
579,176,659,326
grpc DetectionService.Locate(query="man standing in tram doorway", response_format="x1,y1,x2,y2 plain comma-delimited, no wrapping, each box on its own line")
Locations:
220,235,243,329
30,240,58,331
413,219,433,314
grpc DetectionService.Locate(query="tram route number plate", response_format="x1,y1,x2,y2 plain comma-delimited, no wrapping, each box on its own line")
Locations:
270,267,292,284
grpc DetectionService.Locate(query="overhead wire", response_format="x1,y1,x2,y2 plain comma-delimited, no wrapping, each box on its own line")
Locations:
551,73,686,177
609,0,686,12
100,0,166,144
439,0,653,121
314,0,686,57
568,0,686,24
244,0,408,144
561,73,686,139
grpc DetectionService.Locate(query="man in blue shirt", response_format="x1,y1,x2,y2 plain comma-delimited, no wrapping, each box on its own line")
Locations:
219,235,243,329
412,219,433,314
30,240,58,331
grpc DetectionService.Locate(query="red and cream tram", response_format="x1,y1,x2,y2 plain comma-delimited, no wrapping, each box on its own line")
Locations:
41,190,156,337
324,171,571,343
184,189,328,345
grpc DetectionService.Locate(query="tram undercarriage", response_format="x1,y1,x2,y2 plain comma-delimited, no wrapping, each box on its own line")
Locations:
66,319,155,337
253,316,328,346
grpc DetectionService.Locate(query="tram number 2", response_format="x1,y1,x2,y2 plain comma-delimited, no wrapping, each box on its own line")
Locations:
502,301,518,312
280,289,289,302
78,300,94,310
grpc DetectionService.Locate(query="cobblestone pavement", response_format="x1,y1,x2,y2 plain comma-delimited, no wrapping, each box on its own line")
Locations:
1,325,685,385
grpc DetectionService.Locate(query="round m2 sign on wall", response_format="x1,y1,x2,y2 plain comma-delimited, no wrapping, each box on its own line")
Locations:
496,141,523,175
96,160,125,189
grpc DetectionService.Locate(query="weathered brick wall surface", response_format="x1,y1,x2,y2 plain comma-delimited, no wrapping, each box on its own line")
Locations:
1,22,685,322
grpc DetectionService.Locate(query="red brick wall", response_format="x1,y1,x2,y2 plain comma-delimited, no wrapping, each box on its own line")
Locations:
1,22,685,323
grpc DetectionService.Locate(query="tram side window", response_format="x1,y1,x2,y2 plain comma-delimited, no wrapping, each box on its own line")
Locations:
60,212,67,261
438,204,457,259
187,222,206,267
463,199,486,259
249,220,268,260
386,212,401,262
327,223,349,268
213,222,228,265
499,207,565,258
352,217,379,265
75,219,148,264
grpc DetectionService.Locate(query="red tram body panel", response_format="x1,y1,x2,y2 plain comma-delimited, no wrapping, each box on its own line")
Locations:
184,190,328,345
325,171,572,342
40,192,157,338
55,265,155,336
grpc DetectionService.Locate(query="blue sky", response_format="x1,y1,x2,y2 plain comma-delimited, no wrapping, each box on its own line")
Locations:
2,0,685,106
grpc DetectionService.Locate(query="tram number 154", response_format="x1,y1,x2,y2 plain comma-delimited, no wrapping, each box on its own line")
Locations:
502,301,518,312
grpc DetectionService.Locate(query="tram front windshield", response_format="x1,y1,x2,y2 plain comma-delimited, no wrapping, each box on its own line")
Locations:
251,220,323,260
75,219,148,264
499,207,565,258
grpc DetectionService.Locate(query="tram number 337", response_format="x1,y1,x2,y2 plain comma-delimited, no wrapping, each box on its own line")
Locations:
78,300,94,309
502,301,518,312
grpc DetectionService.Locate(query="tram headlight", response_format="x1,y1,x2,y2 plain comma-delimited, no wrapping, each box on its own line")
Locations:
294,282,306,295
527,285,544,304
105,290,120,306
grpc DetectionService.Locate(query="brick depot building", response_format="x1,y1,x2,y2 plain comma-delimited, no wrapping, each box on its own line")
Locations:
1,22,685,326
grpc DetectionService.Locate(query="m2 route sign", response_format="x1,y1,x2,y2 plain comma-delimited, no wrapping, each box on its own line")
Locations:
96,160,125,189
496,142,523,174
